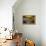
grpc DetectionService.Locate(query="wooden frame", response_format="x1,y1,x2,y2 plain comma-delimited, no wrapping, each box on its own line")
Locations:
23,15,36,24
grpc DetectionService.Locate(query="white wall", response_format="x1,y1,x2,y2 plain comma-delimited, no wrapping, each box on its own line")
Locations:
41,0,46,46
0,0,16,29
13,0,46,46
13,0,41,46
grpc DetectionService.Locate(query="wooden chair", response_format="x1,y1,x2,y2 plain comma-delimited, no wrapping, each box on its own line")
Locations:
25,40,35,46
15,33,23,46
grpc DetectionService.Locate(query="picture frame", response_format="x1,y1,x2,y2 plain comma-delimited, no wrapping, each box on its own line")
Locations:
23,15,36,24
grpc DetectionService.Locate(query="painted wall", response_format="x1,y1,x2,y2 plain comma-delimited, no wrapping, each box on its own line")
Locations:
0,0,16,39
13,0,41,46
13,0,46,46
41,0,46,46
0,0,16,29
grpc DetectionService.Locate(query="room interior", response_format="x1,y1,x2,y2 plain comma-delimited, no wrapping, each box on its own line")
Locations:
0,0,46,46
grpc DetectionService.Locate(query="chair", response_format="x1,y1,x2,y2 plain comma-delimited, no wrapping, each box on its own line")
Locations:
25,40,35,46
15,33,23,46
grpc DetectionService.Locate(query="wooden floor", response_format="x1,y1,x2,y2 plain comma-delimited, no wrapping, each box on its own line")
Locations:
0,39,16,46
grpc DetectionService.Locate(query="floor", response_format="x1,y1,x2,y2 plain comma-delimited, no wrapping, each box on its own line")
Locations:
0,33,23,46
0,39,16,46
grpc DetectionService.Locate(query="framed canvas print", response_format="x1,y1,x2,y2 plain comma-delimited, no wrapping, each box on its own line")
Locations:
23,15,36,24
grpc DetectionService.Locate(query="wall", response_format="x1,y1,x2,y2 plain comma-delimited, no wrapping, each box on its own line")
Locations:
0,0,16,39
0,0,16,29
13,0,41,46
41,0,46,46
